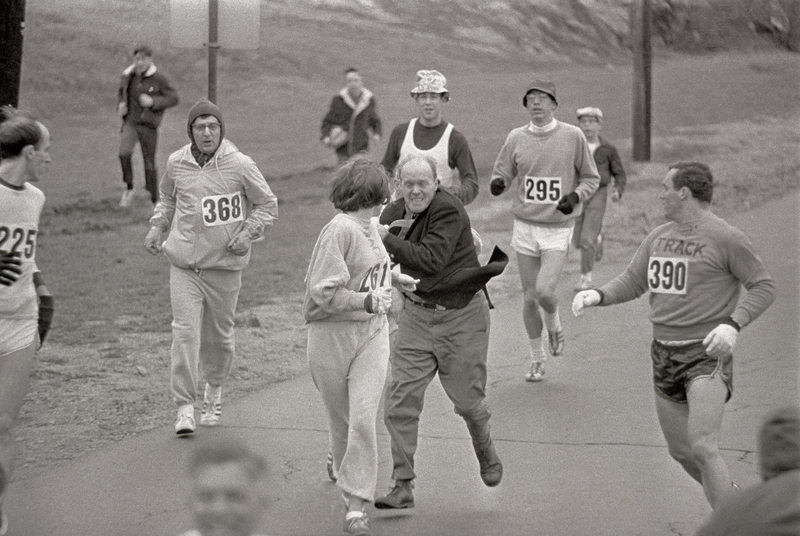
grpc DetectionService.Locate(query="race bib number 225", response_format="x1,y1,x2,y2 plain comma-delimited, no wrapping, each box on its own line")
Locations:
202,192,244,227
648,256,688,295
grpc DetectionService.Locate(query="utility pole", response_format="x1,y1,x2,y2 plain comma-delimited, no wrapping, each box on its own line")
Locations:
207,0,219,103
631,0,652,161
1,0,26,108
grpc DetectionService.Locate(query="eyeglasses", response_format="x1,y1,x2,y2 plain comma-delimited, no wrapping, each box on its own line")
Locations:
192,122,221,133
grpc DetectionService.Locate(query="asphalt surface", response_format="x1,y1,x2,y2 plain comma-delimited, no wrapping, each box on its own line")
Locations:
8,191,799,536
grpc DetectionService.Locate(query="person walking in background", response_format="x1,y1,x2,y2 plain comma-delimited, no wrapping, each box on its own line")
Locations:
489,80,599,382
144,99,278,436
374,154,508,510
571,106,626,291
694,405,800,536
321,67,382,165
381,70,479,206
573,162,775,509
303,156,418,535
178,436,270,536
117,45,179,207
0,108,55,536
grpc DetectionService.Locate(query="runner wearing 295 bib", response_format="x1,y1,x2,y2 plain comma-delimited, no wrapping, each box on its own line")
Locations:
490,80,599,382
145,99,278,435
572,162,775,509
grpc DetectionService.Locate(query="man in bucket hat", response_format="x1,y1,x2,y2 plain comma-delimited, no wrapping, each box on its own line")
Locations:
489,80,599,382
381,70,479,206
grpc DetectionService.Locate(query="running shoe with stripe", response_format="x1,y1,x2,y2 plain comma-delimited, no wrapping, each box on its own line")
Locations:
343,510,371,535
547,328,565,356
525,361,545,382
200,383,222,427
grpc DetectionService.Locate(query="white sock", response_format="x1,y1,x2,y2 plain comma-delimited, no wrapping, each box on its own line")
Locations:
543,307,562,332
529,337,546,363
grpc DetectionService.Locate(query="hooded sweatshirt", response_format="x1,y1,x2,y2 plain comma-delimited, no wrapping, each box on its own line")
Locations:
149,100,278,271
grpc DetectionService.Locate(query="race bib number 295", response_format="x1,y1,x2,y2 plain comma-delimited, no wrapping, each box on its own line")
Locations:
524,176,561,204
202,192,244,227
648,256,688,295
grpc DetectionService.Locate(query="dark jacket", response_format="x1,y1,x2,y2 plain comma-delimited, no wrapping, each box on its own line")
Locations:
380,189,507,309
320,88,381,158
594,137,626,196
117,63,179,129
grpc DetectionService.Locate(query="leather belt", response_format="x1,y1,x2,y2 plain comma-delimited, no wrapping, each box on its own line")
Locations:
404,293,449,311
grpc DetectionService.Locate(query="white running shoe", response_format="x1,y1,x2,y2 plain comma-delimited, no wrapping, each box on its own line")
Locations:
175,404,195,435
200,383,222,427
525,361,545,382
119,188,135,207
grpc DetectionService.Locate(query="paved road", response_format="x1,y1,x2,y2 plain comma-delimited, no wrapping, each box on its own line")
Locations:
8,192,799,536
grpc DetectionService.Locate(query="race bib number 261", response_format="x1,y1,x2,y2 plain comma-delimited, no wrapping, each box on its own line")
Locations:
524,176,561,204
648,256,688,295
202,192,244,227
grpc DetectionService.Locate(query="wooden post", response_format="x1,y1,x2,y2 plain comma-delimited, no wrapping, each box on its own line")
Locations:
207,0,219,103
631,0,652,161
0,0,26,108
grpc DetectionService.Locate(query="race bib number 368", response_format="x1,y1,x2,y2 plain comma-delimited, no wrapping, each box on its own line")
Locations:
524,176,561,204
202,192,244,227
648,256,688,295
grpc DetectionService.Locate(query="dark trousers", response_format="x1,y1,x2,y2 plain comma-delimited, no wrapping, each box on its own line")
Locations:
119,122,159,203
384,294,492,481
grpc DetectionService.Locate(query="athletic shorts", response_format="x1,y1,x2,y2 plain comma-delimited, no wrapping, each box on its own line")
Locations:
0,318,37,357
511,219,573,257
651,339,733,404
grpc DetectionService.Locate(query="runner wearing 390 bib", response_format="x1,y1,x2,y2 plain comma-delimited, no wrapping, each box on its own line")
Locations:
572,162,775,510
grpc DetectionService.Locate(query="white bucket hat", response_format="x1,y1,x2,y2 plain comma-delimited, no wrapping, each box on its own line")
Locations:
410,70,450,101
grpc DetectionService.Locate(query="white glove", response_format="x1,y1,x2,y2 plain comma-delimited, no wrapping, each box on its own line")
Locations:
144,227,163,255
117,102,128,117
572,290,601,317
702,324,738,358
139,94,154,108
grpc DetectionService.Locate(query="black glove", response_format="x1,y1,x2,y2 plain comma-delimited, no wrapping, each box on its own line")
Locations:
38,294,55,347
0,252,22,286
556,192,580,214
489,178,506,196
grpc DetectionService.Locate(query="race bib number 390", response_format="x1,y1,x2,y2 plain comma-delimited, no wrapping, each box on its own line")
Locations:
648,256,688,295
202,192,244,227
524,176,561,204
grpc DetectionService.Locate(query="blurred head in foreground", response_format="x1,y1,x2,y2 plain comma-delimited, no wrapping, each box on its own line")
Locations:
759,405,800,481
186,437,268,536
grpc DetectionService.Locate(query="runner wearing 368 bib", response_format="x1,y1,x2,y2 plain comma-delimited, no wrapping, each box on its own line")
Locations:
145,99,278,435
572,162,775,509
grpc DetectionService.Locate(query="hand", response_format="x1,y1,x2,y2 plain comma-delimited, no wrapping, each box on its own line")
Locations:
611,189,621,202
556,192,580,214
489,178,506,196
37,294,55,347
702,324,738,358
139,94,154,108
365,287,393,314
572,290,601,317
144,227,163,255
0,251,22,286
393,272,419,293
227,230,253,256
376,223,390,240
117,102,128,117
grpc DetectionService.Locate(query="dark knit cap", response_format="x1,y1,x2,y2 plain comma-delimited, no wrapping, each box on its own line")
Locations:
187,99,225,142
759,405,800,480
523,80,558,107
